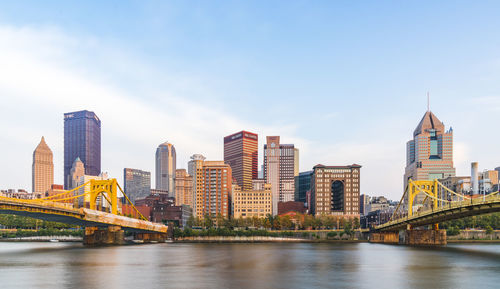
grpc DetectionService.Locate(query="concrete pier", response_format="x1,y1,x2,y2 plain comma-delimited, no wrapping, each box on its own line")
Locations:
370,229,446,245
134,232,167,243
83,226,125,245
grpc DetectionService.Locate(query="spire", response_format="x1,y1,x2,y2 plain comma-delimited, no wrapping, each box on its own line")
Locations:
34,136,52,153
427,92,430,112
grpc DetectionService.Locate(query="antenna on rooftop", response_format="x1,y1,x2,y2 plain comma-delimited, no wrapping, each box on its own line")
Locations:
427,92,430,112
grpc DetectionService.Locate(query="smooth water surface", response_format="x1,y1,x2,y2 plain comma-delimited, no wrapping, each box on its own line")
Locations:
0,242,499,289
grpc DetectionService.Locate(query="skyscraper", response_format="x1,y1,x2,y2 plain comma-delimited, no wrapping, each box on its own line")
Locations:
223,131,258,191
64,110,101,189
404,110,456,197
188,154,206,217
155,142,176,197
263,136,297,215
32,136,53,193
123,168,151,204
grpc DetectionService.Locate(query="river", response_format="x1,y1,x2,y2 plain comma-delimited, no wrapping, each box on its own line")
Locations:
0,242,499,289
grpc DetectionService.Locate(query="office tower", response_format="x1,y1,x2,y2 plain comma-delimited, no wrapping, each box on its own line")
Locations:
294,170,313,204
232,183,272,218
64,110,101,189
32,136,54,193
194,160,232,218
294,148,299,177
223,131,258,191
310,164,361,217
155,141,176,197
404,110,455,202
188,154,206,217
175,169,193,207
69,157,85,189
123,168,151,204
263,136,297,215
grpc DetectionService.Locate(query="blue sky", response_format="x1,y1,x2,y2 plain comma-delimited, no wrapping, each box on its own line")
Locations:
0,1,499,199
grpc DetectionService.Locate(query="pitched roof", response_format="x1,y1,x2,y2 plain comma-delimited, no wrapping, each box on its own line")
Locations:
413,111,444,136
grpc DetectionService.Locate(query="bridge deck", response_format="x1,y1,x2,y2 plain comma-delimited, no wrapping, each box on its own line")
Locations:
0,198,167,233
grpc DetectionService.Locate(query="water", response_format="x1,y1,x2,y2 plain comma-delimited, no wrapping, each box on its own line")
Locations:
0,242,499,289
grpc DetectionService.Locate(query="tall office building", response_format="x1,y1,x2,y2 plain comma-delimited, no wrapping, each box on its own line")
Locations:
294,170,313,204
223,131,258,191
64,110,101,189
32,136,54,193
175,169,193,207
263,136,297,215
155,142,176,197
194,161,232,218
310,164,361,217
404,110,455,201
188,154,206,216
294,148,299,177
123,168,151,204
69,157,85,189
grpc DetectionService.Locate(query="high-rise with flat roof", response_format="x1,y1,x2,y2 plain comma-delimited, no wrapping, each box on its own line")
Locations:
263,136,297,215
155,142,176,197
310,164,361,217
295,170,313,204
32,136,54,193
64,110,101,189
195,161,232,218
404,110,455,202
188,154,206,217
224,131,258,191
175,169,193,207
123,168,151,204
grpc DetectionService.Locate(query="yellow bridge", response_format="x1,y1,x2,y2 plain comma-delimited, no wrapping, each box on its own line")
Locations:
371,179,500,245
0,179,167,245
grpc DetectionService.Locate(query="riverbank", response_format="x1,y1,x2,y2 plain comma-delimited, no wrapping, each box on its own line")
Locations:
174,236,367,243
0,235,83,242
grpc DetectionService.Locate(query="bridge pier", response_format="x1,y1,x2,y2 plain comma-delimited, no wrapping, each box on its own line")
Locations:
83,226,125,246
370,229,446,246
134,232,167,243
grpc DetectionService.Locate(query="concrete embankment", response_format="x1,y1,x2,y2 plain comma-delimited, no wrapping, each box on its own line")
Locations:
0,235,83,242
447,229,500,242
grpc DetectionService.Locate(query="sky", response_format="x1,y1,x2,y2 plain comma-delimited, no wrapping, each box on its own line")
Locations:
0,1,499,200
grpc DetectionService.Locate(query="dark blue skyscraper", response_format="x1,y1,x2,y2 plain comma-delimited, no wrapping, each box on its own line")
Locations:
64,110,101,189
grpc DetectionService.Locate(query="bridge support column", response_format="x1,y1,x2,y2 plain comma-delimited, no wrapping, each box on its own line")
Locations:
403,229,447,246
83,226,125,246
369,232,399,244
135,232,167,243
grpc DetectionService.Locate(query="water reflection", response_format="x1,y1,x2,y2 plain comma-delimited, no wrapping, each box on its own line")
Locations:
0,242,498,289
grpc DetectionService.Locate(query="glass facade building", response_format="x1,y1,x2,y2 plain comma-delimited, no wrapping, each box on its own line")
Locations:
123,168,151,205
64,110,101,189
294,170,313,204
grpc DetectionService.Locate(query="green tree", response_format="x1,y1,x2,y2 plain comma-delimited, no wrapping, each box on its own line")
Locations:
203,214,214,229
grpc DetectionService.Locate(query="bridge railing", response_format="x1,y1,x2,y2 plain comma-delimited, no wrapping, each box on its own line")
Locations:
378,193,500,230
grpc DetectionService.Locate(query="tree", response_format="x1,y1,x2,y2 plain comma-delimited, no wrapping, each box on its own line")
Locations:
485,225,494,235
216,213,224,228
203,214,213,229
263,218,272,229
186,215,195,228
280,215,293,230
342,222,353,239
303,214,314,229
352,217,360,229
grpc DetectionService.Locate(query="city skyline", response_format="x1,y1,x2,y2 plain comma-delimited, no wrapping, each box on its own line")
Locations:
1,2,500,200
